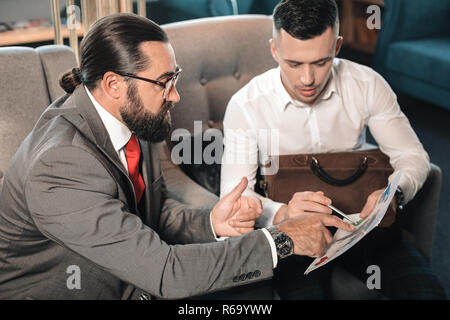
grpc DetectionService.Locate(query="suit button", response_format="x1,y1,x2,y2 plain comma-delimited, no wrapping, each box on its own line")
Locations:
233,276,239,283
239,274,246,281
253,270,261,278
246,272,254,280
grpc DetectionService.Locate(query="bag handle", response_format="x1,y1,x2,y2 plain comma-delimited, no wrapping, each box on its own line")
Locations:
310,156,368,186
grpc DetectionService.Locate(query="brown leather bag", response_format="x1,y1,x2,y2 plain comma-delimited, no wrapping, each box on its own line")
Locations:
260,149,396,227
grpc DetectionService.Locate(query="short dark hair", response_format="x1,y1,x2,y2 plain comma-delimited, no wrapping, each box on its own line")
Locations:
273,0,339,40
60,13,168,94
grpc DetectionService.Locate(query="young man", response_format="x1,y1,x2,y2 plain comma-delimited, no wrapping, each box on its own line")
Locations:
220,0,445,299
0,13,353,300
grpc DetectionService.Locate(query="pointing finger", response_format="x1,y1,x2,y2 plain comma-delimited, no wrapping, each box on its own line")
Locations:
320,214,354,232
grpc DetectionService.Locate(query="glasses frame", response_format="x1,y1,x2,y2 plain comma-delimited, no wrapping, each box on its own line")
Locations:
115,67,182,99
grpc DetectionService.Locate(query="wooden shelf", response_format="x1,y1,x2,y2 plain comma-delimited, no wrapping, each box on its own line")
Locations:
0,26,83,47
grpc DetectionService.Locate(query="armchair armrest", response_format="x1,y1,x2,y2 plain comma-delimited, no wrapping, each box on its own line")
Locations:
397,163,442,262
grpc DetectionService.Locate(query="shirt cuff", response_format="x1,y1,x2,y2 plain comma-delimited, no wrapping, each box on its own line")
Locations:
209,213,228,241
396,174,414,204
261,228,278,269
257,201,285,228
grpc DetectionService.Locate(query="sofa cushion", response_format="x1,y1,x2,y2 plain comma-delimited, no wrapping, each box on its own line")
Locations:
386,37,450,90
163,15,276,134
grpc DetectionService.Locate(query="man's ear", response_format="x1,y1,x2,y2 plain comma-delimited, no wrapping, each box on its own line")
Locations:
335,36,344,57
101,71,123,99
269,38,280,64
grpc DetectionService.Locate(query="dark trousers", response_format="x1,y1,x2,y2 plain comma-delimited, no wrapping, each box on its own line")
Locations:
273,227,447,300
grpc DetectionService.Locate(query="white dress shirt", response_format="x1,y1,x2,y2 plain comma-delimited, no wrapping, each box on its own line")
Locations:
85,86,279,267
220,58,430,227
85,86,132,173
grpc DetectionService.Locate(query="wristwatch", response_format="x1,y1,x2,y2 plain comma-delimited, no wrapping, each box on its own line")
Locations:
267,226,294,260
395,187,405,212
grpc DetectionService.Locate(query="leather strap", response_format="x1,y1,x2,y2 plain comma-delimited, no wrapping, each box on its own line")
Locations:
310,156,368,186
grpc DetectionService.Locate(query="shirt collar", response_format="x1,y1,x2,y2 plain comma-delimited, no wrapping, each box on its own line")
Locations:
320,59,338,100
274,60,339,112
84,86,132,153
274,66,295,112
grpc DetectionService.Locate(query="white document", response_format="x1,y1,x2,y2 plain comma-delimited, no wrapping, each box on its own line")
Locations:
304,171,401,275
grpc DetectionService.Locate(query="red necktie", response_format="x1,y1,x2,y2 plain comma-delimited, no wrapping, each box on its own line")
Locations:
125,134,146,203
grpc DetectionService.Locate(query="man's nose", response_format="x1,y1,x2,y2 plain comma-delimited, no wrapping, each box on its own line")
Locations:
300,65,315,87
167,86,181,103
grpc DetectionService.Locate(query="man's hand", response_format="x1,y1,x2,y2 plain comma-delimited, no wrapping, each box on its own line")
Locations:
211,178,263,237
359,189,384,219
273,191,332,225
277,212,354,258
360,188,397,227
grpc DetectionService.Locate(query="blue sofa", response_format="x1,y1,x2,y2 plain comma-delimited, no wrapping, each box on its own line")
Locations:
373,0,450,111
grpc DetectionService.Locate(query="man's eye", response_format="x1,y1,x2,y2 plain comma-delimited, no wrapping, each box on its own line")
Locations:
316,61,327,66
289,63,300,68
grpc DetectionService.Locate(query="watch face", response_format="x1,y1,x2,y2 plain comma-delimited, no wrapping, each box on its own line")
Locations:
277,233,288,245
276,234,293,257
280,246,292,257
268,227,293,259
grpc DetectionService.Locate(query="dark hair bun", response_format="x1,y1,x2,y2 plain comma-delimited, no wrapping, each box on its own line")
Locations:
59,67,83,94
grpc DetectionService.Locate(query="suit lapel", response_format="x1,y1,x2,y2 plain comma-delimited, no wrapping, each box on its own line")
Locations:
70,86,124,170
58,86,138,213
139,140,163,230
57,86,164,224
139,140,153,228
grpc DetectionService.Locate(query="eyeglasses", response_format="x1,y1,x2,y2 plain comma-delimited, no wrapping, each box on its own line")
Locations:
115,67,182,99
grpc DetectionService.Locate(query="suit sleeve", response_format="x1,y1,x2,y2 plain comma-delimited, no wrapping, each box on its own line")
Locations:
151,141,218,244
158,178,218,245
24,146,273,299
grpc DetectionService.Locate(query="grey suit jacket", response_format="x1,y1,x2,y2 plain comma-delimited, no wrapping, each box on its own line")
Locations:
0,86,273,299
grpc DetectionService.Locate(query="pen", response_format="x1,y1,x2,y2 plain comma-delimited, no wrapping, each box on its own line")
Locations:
327,204,355,224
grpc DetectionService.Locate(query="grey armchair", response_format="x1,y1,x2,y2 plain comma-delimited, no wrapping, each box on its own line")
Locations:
0,45,77,191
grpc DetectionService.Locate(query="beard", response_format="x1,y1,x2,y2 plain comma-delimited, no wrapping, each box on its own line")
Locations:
119,81,173,142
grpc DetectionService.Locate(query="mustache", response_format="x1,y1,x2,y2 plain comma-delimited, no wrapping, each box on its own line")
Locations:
161,101,175,115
